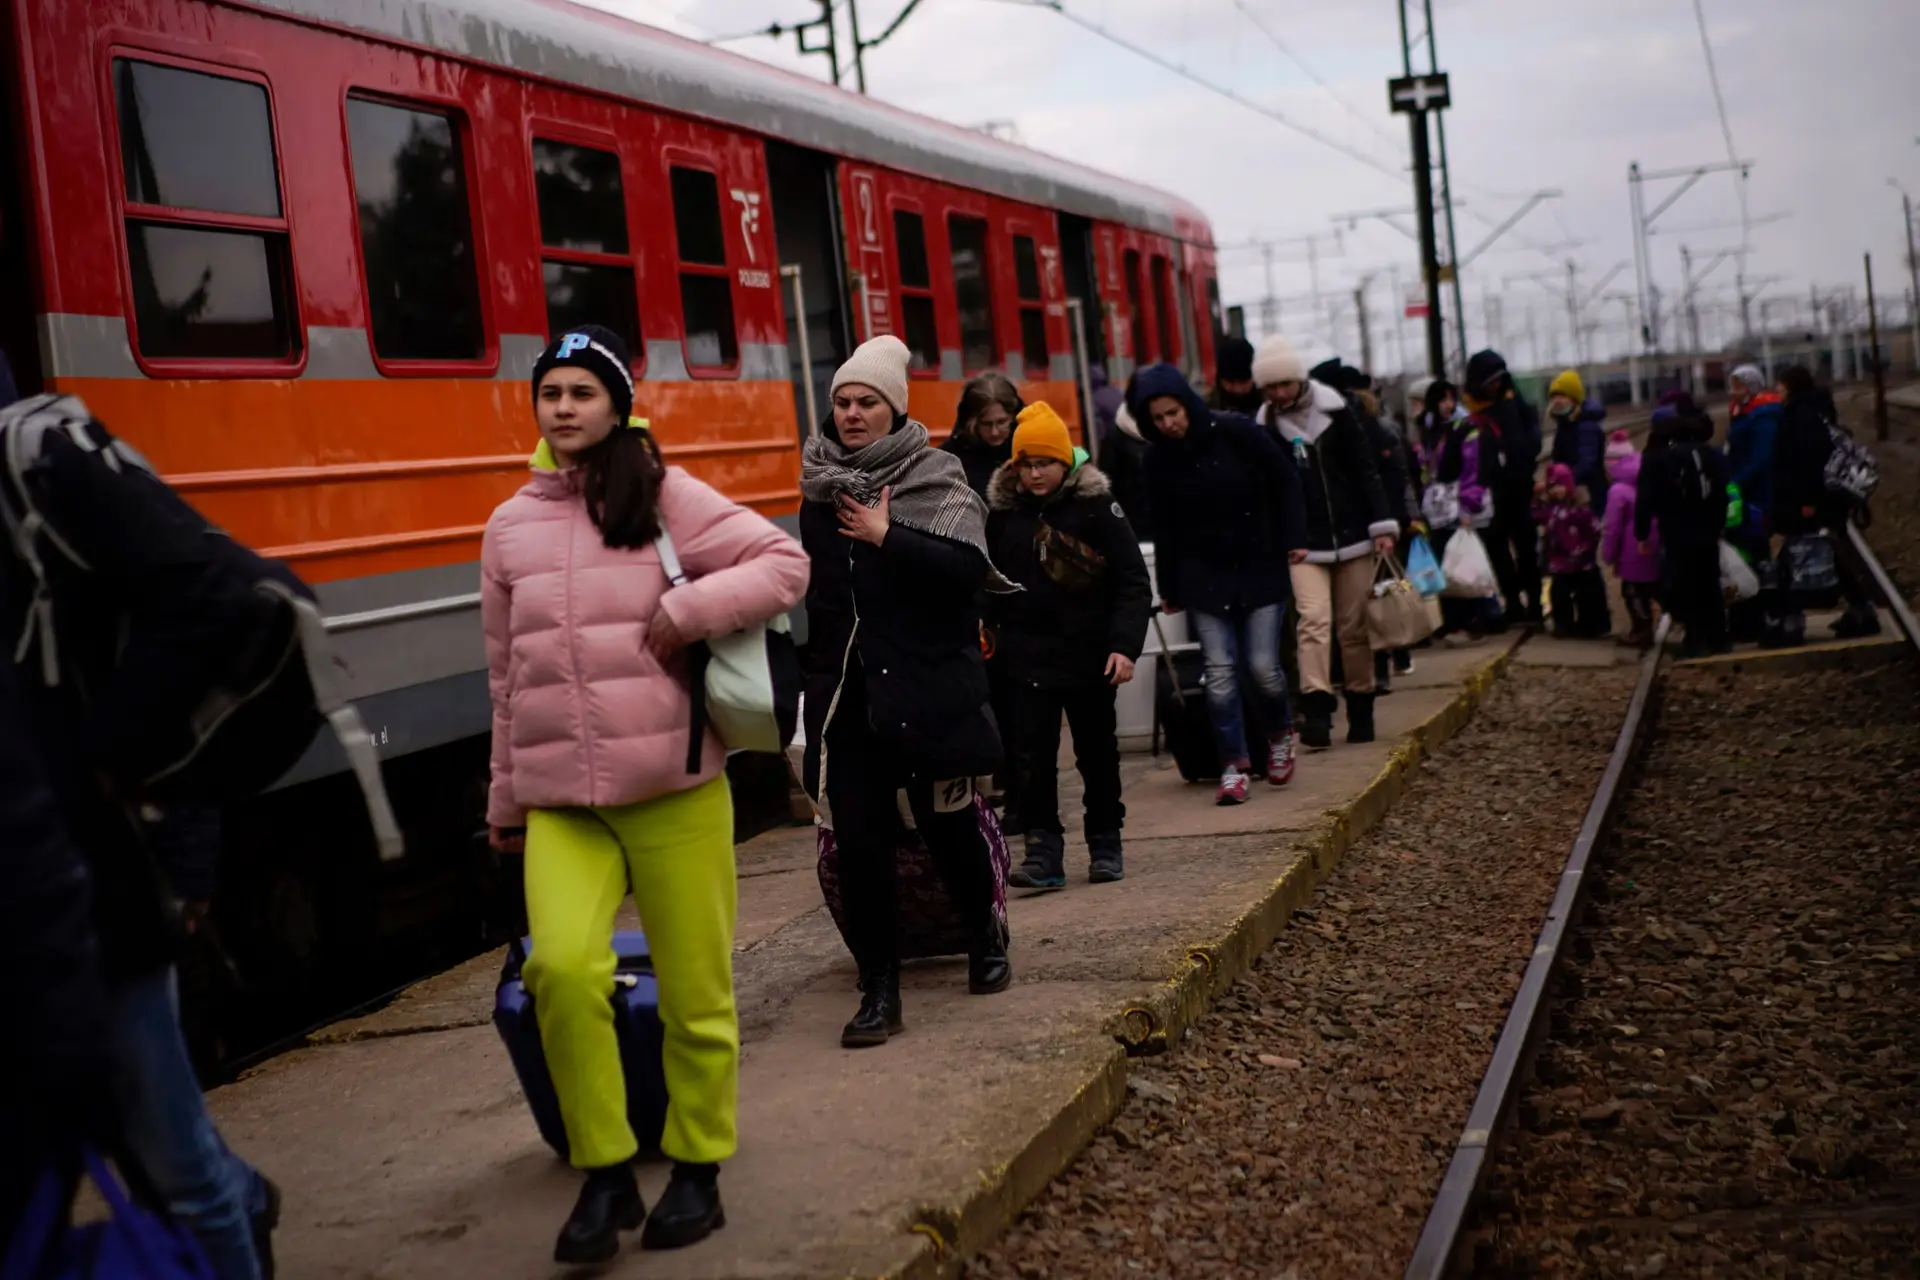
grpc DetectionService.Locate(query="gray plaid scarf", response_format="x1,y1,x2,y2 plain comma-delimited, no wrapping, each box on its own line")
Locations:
800,420,1018,593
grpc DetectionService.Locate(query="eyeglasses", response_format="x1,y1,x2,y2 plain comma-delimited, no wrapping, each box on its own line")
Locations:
1015,458,1064,473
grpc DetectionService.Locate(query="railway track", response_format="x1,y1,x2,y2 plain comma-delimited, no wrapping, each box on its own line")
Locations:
1407,531,1920,1277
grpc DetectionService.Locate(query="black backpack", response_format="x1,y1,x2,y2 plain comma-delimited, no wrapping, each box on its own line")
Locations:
1666,442,1714,514
0,395,402,859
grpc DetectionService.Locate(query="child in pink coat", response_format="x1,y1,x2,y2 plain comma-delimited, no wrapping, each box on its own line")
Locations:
1600,430,1661,646
482,326,808,1263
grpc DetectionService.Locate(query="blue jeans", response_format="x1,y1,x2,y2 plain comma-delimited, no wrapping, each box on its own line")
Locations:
111,968,268,1280
1190,604,1292,766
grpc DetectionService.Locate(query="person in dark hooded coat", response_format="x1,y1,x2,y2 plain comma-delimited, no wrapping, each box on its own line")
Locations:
1130,363,1306,806
1207,336,1262,416
1462,349,1544,627
941,372,1020,497
1635,393,1729,657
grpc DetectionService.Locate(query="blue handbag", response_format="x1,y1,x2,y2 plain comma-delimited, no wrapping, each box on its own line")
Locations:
1406,533,1447,598
1,1150,216,1280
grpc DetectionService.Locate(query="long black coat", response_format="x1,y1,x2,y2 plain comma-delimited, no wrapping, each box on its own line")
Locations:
1135,375,1306,615
799,437,1001,793
1257,384,1396,560
985,463,1151,689
1770,393,1838,535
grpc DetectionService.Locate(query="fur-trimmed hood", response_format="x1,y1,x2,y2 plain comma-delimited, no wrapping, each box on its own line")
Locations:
987,459,1112,511
1257,379,1348,445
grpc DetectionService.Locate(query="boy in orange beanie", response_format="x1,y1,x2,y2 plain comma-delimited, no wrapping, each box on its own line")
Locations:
984,402,1149,886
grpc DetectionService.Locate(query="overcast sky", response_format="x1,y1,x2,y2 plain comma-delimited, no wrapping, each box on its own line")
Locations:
583,0,1920,375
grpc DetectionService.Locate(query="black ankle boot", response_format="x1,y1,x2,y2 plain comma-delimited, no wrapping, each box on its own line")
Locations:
1345,691,1377,744
640,1162,725,1251
841,962,903,1048
1299,691,1336,749
554,1163,644,1264
968,923,1012,995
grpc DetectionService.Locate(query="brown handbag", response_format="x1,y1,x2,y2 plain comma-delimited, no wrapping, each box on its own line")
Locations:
1365,553,1436,651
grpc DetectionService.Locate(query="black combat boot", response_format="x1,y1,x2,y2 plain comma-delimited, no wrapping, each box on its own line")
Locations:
841,961,903,1048
1344,691,1377,744
640,1162,726,1250
554,1163,645,1264
1299,691,1337,749
1087,831,1124,884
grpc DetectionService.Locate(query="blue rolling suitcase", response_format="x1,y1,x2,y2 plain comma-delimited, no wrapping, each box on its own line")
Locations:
492,929,669,1161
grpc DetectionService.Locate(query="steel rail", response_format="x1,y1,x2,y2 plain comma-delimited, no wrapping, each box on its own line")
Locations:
1846,522,1920,658
1405,614,1672,1278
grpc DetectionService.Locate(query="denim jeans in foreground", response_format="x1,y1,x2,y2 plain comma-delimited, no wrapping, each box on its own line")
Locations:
1189,603,1292,766
111,967,270,1280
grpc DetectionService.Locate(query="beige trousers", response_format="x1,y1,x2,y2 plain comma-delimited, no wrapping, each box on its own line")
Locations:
1290,557,1377,696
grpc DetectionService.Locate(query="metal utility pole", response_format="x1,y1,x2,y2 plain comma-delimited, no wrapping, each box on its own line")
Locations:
1393,0,1456,375
845,0,927,95
1387,264,1410,375
1354,278,1375,372
1420,0,1469,374
1895,182,1920,373
1261,244,1278,337
1867,252,1889,441
1627,158,1754,353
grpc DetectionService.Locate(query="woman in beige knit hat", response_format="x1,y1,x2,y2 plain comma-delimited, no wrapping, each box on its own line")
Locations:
796,336,1015,1048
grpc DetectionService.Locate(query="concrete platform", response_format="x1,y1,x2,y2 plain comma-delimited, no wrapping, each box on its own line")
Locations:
207,637,1527,1280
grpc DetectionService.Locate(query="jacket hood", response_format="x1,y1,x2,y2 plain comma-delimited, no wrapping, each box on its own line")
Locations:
987,458,1112,511
1606,450,1641,485
1129,362,1213,446
1571,395,1607,424
942,429,1012,464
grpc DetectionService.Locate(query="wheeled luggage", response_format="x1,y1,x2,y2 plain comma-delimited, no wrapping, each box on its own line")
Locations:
1151,645,1270,782
493,930,668,1160
815,792,1011,961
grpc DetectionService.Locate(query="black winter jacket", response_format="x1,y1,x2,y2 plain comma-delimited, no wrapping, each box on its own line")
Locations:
1362,409,1421,529
799,427,1001,793
1478,391,1543,490
0,413,260,979
985,463,1151,689
1636,434,1729,549
1770,392,1838,535
1133,367,1307,615
940,429,1011,499
1257,382,1396,563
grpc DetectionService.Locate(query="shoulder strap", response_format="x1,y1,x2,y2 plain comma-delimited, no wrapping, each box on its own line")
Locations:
0,395,113,687
651,525,710,773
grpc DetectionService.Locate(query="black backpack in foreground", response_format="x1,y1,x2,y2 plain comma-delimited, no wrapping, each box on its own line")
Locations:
0,394,402,859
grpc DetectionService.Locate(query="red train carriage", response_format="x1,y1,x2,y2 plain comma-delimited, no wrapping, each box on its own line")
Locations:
0,0,1219,1029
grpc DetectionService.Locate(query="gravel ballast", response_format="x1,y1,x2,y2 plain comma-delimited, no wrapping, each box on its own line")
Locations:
1482,660,1920,1277
966,663,1640,1279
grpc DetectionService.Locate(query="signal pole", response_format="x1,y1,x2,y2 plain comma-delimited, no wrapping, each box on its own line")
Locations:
1393,0,1455,377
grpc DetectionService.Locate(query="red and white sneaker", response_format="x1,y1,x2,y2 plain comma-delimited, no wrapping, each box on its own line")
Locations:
1267,734,1298,786
1216,766,1251,806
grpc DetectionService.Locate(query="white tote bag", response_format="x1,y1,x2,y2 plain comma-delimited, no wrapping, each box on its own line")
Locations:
655,530,802,764
1440,528,1499,599
1719,540,1760,603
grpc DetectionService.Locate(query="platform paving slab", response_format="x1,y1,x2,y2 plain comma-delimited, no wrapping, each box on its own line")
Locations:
209,634,1523,1279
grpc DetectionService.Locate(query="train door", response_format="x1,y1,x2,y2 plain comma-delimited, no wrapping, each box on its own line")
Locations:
0,8,42,398
764,141,850,440
1057,213,1106,378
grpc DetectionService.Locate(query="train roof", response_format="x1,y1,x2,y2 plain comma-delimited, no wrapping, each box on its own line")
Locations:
242,0,1214,243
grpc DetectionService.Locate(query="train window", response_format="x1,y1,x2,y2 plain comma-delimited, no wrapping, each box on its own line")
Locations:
1206,275,1225,347
112,58,297,361
948,214,995,373
1013,234,1048,372
891,211,938,373
346,97,485,362
533,140,628,254
115,61,280,217
669,166,737,369
1124,249,1148,362
893,211,930,290
533,139,639,354
1151,254,1177,364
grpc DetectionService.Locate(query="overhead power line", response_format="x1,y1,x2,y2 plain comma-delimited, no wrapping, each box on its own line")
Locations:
1691,0,1750,228
982,0,1405,183
1223,0,1406,156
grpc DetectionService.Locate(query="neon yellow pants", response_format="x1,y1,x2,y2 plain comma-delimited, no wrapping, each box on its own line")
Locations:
523,774,738,1169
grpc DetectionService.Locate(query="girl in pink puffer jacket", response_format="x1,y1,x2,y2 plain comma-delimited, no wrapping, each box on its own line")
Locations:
1600,430,1661,646
482,326,808,1263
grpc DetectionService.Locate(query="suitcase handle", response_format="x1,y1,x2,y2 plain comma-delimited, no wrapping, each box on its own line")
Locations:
1148,612,1188,711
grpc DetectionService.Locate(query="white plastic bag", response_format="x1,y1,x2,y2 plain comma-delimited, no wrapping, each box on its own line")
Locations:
1719,539,1759,603
1440,528,1499,599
